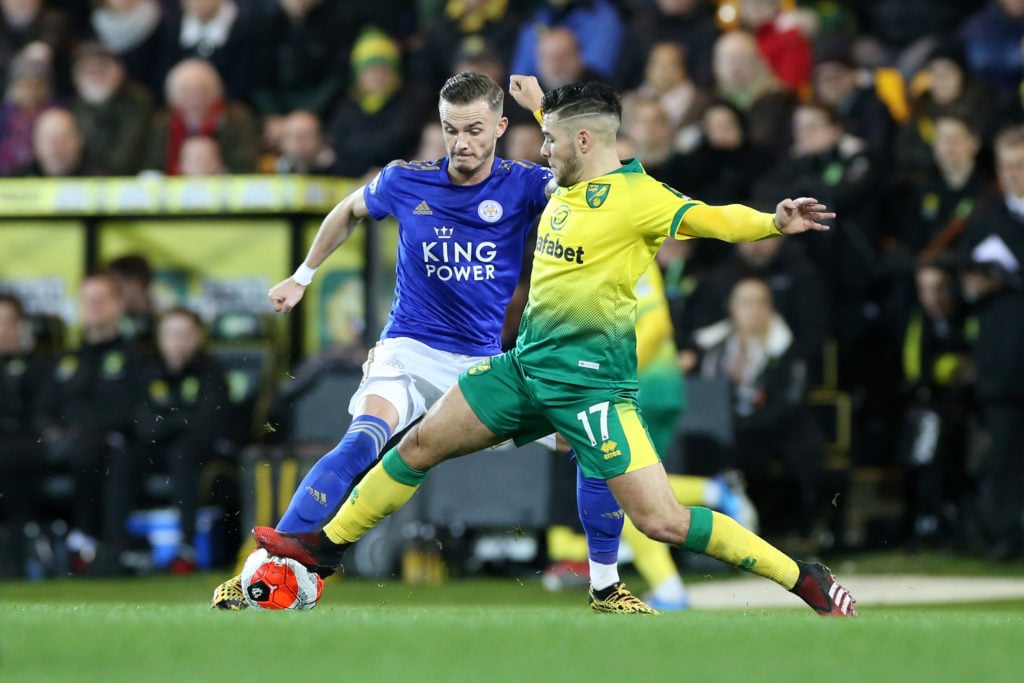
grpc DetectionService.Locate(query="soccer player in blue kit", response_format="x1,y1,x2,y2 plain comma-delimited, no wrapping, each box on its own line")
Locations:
212,72,650,613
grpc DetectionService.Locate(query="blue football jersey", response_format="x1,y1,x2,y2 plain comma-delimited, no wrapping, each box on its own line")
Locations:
363,156,552,356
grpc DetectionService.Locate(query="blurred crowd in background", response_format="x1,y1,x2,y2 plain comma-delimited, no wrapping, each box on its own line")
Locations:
4,0,1024,577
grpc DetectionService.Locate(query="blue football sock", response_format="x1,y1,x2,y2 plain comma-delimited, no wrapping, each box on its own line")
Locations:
574,454,623,566
276,415,392,533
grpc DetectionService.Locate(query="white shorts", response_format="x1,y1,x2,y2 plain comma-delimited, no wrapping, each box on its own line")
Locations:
348,337,490,433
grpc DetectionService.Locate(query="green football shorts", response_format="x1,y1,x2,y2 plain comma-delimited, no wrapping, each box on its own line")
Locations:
458,351,661,480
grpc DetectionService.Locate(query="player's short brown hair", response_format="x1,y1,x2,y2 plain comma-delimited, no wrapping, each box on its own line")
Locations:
439,72,504,113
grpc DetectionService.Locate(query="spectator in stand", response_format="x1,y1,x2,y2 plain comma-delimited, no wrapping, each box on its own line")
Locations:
37,272,151,575
673,98,772,205
107,253,157,347
250,0,355,153
616,0,719,90
273,109,334,175
753,100,877,390
501,121,544,165
696,237,829,383
812,34,896,176
621,96,688,190
69,42,155,176
157,0,256,102
0,0,74,97
17,107,101,177
88,0,165,97
327,28,429,179
710,29,796,155
899,112,991,259
0,42,56,176
895,41,993,185
412,0,523,94
956,124,1024,560
133,306,233,570
143,58,259,174
897,263,975,548
534,27,603,93
509,0,624,83
737,0,812,93
686,277,824,538
0,292,51,533
622,41,709,152
177,134,224,175
959,0,1024,106
413,118,447,162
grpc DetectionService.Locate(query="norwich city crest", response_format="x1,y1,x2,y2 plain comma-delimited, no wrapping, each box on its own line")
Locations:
586,182,610,208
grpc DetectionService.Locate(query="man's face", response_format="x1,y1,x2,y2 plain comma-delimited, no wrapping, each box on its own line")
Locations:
79,277,123,333
73,55,124,106
281,113,321,161
626,101,674,152
645,43,686,93
793,106,838,155
932,118,978,175
916,267,953,320
439,99,505,182
996,140,1024,197
157,312,203,372
813,62,856,106
33,111,83,177
729,279,773,337
713,35,759,92
0,301,23,354
538,30,583,89
703,104,742,148
541,114,583,187
929,58,964,106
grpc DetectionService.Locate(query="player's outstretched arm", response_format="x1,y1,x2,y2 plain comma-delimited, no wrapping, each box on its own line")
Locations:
773,197,834,235
269,186,370,313
509,75,545,114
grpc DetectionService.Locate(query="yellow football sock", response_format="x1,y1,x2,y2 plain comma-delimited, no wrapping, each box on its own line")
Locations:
546,525,589,562
622,516,677,588
323,448,426,545
682,507,800,589
667,474,710,506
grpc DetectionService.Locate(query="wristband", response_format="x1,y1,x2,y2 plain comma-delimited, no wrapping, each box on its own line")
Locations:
292,263,317,286
533,108,543,125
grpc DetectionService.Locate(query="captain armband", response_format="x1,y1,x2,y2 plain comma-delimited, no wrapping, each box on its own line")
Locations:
533,108,543,126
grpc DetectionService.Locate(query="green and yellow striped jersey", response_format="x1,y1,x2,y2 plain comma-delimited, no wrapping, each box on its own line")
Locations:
514,158,779,388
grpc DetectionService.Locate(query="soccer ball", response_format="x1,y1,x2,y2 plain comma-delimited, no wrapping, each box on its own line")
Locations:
241,548,324,610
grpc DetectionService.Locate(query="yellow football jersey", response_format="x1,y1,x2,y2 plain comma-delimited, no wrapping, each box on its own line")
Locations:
514,159,778,388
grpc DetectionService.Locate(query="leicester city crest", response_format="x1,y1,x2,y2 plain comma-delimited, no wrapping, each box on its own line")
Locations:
477,199,503,223
586,182,610,208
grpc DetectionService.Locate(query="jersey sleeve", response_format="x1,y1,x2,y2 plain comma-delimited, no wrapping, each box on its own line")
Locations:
675,202,780,242
628,178,700,239
362,161,401,220
523,162,555,217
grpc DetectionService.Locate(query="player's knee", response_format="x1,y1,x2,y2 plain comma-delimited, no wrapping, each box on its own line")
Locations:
630,502,689,545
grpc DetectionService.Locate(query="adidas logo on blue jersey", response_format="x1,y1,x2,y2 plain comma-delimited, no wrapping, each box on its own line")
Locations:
413,201,433,215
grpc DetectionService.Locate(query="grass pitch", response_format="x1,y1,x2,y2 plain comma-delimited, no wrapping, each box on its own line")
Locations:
2,567,1023,683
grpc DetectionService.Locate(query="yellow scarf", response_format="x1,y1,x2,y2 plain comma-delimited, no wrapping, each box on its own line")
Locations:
446,0,508,33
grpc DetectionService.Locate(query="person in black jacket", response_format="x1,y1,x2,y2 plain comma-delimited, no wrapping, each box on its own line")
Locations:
956,123,1024,560
687,277,824,538
0,293,51,531
133,306,234,570
36,273,150,574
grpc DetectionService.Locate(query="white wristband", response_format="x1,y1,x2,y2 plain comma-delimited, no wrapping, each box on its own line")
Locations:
292,263,317,286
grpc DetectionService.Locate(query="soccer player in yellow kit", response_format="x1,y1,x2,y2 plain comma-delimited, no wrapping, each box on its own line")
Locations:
255,78,857,616
546,260,758,609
